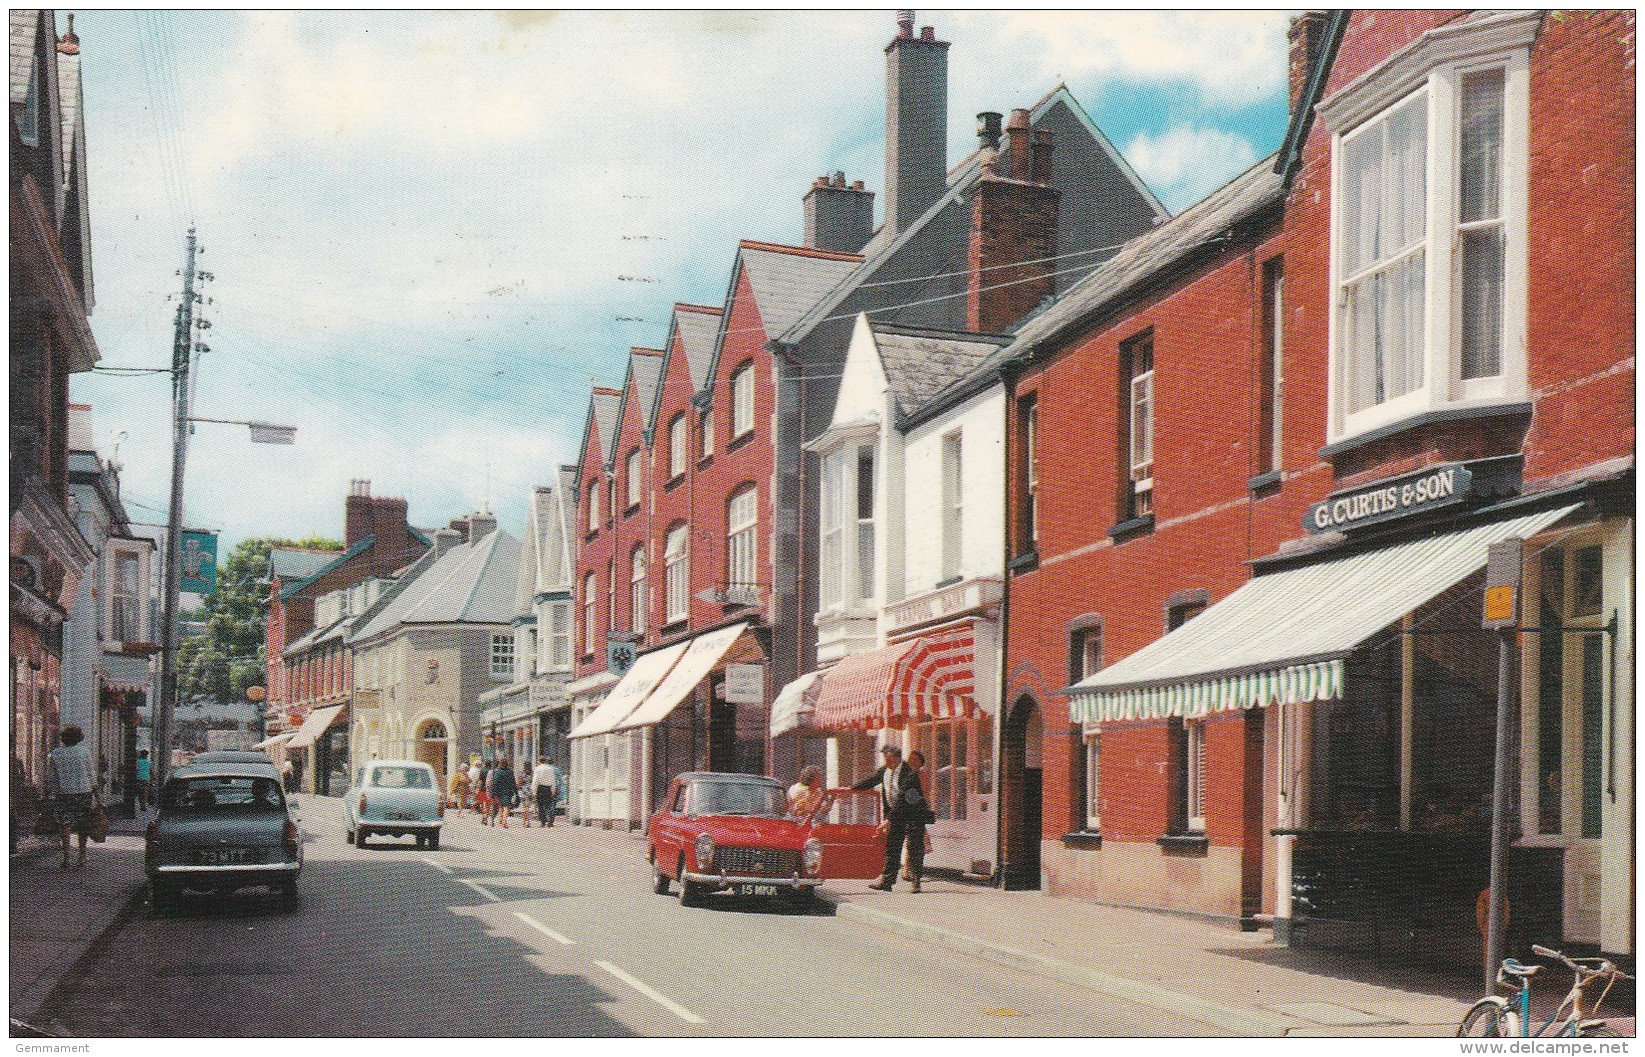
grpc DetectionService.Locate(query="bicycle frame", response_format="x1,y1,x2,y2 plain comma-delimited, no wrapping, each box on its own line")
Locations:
1466,946,1628,1038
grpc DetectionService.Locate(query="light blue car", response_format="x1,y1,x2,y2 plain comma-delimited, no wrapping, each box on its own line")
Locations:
344,760,443,849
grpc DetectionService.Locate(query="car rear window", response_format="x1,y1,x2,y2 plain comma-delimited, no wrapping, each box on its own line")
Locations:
370,766,432,789
162,776,285,812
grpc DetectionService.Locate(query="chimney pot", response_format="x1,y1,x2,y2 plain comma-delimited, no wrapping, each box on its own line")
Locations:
920,26,935,41
1005,110,1033,181
832,171,846,187
851,180,864,191
977,111,1003,151
1030,129,1055,185
897,10,914,37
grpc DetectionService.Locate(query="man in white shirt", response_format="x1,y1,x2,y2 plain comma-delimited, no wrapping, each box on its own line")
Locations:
531,758,562,828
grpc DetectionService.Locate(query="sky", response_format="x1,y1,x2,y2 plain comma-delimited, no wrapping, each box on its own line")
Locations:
67,9,1292,554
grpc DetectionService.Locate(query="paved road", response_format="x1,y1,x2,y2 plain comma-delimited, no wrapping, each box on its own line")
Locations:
42,797,1210,1037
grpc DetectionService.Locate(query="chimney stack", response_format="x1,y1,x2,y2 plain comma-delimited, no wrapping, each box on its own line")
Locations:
1288,12,1330,120
466,509,498,544
432,527,462,558
884,11,950,238
968,115,1059,334
804,170,875,254
977,111,1003,152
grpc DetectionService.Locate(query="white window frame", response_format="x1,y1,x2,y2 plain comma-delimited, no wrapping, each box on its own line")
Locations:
730,362,755,439
586,478,600,534
582,573,597,658
665,523,689,623
626,449,642,510
819,448,846,608
815,427,879,612
546,600,572,671
1186,719,1207,833
727,486,757,590
700,407,714,460
1126,337,1154,518
490,633,515,681
106,543,149,643
669,414,687,479
630,545,647,634
941,431,964,581
1320,20,1533,444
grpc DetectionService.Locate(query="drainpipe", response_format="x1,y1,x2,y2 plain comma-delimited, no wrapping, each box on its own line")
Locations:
994,362,1014,887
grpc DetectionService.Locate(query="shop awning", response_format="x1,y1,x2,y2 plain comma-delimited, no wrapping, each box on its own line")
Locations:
1069,505,1579,724
98,655,152,694
769,669,824,738
252,732,295,751
567,641,689,740
286,704,347,750
614,623,750,732
811,623,980,731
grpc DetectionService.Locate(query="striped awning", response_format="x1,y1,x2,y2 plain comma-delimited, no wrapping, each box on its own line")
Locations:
1070,505,1579,724
286,704,347,750
769,670,824,738
811,624,979,731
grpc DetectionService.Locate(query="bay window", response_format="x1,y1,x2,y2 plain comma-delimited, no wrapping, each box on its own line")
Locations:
818,439,877,608
1321,18,1531,441
546,601,571,670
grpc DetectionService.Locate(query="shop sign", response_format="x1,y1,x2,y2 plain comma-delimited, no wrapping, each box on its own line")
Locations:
1482,539,1523,629
1305,463,1473,534
696,585,764,607
606,632,639,676
724,663,764,704
179,529,218,593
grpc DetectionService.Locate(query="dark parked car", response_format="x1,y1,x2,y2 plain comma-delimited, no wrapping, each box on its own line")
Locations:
647,772,885,908
146,763,301,910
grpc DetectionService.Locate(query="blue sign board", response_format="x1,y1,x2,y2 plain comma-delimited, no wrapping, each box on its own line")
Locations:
180,530,218,594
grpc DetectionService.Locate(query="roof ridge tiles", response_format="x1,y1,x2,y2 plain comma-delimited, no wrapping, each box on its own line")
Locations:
737,239,865,262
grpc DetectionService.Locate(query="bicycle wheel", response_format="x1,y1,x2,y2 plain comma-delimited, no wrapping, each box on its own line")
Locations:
1459,997,1519,1037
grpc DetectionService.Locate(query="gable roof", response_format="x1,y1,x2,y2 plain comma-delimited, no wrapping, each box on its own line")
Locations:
869,323,1013,425
704,241,863,383
781,86,1166,349
516,479,576,617
674,304,722,393
1000,153,1285,365
348,528,521,644
278,534,376,599
573,386,624,478
617,347,665,441
268,546,344,584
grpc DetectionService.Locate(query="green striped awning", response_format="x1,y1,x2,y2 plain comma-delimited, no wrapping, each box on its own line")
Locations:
1069,505,1579,724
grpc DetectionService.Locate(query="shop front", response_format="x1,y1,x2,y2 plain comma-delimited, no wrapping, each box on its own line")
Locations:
1069,499,1632,967
787,619,994,878
568,643,686,827
286,703,347,795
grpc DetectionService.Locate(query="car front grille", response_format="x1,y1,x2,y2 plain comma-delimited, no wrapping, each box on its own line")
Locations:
713,846,800,876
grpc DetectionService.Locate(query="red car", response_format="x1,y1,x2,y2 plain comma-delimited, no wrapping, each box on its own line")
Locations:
647,772,885,907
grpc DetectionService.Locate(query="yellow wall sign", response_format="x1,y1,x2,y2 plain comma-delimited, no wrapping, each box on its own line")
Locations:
1484,584,1518,624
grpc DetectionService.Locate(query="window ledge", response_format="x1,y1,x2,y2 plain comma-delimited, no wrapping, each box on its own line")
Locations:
660,618,688,636
1108,515,1155,544
1320,402,1532,462
1157,832,1209,856
623,504,640,519
934,574,963,589
696,456,713,471
726,432,754,455
665,474,685,491
1061,831,1103,850
1248,469,1283,493
1008,551,1039,574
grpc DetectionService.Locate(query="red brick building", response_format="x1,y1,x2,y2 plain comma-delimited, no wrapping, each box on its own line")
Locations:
1001,10,1633,967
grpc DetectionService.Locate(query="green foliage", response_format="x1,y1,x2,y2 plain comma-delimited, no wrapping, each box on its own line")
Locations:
175,535,341,706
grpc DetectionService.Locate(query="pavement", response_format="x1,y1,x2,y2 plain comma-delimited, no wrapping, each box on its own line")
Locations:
7,801,1634,1038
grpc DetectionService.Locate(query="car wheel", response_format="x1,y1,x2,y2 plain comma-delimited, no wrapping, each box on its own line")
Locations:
677,858,703,908
150,879,177,913
651,854,670,895
279,878,298,911
354,827,369,849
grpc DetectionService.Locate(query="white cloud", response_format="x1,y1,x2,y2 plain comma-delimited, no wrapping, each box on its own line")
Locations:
1123,125,1263,211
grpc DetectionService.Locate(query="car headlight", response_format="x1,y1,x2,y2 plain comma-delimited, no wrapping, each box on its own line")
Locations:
802,838,823,876
694,833,715,870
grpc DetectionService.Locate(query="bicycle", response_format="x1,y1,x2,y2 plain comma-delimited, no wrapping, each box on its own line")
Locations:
1459,944,1633,1037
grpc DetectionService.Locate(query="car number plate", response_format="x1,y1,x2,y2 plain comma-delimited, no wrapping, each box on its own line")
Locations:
742,884,779,897
387,811,416,820
195,848,250,865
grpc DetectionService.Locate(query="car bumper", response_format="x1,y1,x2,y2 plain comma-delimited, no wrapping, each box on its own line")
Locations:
360,820,441,832
683,871,821,891
150,861,301,875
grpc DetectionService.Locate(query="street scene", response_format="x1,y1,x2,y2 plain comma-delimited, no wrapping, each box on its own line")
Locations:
10,8,1636,1044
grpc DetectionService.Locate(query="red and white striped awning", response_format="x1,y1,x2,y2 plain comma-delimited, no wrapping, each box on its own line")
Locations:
811,625,978,731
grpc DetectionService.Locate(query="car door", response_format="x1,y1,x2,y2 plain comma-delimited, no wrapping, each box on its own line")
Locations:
650,778,686,874
803,788,887,880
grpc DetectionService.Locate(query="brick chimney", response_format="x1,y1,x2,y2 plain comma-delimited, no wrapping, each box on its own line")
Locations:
968,109,1059,334
804,172,875,254
1288,12,1330,119
344,478,424,574
884,11,950,238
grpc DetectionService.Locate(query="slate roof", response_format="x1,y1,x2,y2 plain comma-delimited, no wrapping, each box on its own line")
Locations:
269,547,343,583
591,389,622,466
870,324,1012,424
673,306,721,392
1000,154,1284,362
629,349,665,432
9,11,37,106
348,528,521,644
737,243,863,341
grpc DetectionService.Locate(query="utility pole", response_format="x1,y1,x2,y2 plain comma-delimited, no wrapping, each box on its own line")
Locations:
155,227,211,786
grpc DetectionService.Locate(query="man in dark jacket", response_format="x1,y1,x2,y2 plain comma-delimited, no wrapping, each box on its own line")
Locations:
488,757,518,830
853,744,931,893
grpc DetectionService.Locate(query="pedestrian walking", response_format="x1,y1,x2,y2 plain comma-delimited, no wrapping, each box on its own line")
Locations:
279,757,294,794
852,744,933,893
135,749,152,811
47,725,96,869
447,766,471,815
531,757,562,827
474,761,493,825
488,757,518,829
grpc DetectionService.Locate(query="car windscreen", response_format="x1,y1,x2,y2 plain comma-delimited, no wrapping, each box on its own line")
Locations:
162,776,285,812
689,781,785,817
369,766,432,789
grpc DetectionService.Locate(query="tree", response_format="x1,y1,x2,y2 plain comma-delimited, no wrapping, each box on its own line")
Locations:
175,536,341,708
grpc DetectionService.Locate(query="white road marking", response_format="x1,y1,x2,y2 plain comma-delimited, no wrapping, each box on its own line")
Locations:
511,911,574,945
595,961,705,1025
421,856,453,874
459,878,501,902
